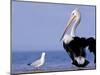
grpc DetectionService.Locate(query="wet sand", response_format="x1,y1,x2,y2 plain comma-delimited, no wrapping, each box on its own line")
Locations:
12,66,96,75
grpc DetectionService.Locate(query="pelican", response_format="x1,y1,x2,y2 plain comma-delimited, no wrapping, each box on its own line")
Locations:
27,52,46,68
60,8,80,41
60,8,90,67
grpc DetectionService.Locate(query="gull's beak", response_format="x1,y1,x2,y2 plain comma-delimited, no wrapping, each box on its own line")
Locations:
60,14,76,41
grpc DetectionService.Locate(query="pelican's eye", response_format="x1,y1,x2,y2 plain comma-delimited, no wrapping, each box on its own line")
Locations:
72,13,74,15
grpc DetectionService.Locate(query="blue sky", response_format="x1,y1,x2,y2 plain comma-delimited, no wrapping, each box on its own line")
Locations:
12,1,95,51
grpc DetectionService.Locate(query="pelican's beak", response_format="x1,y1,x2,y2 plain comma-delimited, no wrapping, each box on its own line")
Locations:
60,14,76,41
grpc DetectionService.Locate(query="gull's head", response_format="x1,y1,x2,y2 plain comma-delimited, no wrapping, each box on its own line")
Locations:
42,52,46,57
60,8,81,41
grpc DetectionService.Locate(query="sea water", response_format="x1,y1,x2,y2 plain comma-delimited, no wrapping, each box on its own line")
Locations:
11,49,95,74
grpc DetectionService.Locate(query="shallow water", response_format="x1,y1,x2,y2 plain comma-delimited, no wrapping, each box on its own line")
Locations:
11,49,95,74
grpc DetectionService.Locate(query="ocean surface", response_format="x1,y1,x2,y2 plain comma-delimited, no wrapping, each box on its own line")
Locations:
11,50,95,74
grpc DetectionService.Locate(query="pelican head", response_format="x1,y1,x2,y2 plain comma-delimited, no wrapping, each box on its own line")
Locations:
60,8,81,41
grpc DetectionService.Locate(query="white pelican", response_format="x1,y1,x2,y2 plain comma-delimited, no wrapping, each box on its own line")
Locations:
60,8,80,41
60,8,90,67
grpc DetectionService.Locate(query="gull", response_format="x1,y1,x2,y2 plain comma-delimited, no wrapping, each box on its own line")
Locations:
27,52,46,68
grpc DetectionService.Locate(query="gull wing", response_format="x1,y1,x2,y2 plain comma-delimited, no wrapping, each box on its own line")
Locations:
31,59,41,66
